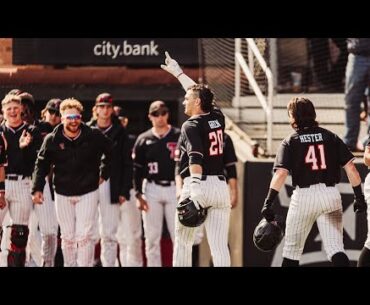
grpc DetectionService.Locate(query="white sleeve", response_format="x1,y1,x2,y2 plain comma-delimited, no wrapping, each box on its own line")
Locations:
178,73,197,91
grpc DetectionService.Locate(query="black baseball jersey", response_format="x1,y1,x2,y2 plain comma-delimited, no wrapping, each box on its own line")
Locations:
32,123,113,196
274,126,354,188
177,108,225,179
223,133,237,180
133,126,180,193
37,121,59,200
0,122,43,177
37,121,55,139
88,119,133,202
0,132,7,167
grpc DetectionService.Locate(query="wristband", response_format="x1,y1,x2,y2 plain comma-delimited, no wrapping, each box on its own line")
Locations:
266,188,278,202
353,184,363,198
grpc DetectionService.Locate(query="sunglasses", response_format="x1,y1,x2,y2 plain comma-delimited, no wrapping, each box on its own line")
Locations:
64,114,82,120
151,110,168,117
48,109,60,116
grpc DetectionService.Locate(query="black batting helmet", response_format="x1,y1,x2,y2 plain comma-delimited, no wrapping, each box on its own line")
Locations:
253,217,284,252
177,197,208,227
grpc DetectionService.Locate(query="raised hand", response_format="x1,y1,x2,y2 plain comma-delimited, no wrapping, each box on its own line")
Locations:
160,51,183,78
19,129,32,149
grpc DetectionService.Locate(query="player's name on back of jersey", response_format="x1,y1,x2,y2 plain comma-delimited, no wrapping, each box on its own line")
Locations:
208,120,221,129
299,133,323,143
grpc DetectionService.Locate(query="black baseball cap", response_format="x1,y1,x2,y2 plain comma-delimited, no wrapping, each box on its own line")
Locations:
148,100,168,114
19,92,35,105
46,98,62,111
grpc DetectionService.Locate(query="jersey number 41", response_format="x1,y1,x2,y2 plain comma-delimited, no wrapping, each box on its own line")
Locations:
305,144,327,170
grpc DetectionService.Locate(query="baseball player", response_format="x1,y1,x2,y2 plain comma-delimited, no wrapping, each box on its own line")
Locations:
358,138,370,266
32,98,113,267
133,100,180,267
261,96,366,267
27,99,62,267
189,133,238,266
0,121,7,235
0,94,43,267
19,92,38,126
87,93,132,267
161,52,231,267
114,108,143,267
5,90,37,126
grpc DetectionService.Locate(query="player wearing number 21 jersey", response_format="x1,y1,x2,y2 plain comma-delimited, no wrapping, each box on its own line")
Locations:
260,96,366,267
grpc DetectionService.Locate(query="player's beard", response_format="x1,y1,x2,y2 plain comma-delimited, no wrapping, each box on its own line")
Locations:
66,122,81,135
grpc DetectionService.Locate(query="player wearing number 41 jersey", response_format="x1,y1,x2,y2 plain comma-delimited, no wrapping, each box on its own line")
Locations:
260,96,366,267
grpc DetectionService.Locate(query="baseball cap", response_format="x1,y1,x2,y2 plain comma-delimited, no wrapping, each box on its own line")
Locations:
148,100,168,114
46,98,62,112
96,92,113,106
18,92,35,105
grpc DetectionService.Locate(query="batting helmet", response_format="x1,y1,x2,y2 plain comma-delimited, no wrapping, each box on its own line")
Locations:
177,197,208,227
253,217,284,252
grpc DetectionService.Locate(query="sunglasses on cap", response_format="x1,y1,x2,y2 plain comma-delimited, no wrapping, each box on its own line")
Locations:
63,114,82,120
151,110,168,117
48,109,60,116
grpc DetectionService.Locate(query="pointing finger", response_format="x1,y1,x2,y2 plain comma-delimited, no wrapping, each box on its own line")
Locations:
165,51,172,60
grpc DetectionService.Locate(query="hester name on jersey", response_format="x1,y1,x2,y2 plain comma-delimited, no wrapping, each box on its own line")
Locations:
274,126,354,188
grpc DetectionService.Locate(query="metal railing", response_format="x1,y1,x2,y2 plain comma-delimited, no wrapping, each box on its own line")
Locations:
234,38,274,155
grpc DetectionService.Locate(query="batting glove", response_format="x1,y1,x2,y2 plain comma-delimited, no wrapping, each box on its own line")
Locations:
160,51,183,78
189,175,205,210
261,199,275,222
353,195,367,213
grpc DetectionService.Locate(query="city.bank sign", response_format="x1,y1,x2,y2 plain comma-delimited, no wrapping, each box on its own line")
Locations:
13,38,199,66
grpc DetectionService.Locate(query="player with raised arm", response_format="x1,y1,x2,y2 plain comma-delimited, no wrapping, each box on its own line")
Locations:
161,52,231,267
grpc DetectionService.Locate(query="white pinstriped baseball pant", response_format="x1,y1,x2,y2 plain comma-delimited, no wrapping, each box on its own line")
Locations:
116,189,143,267
27,180,58,267
283,183,344,261
173,176,231,267
4,178,33,225
1,177,36,266
55,189,99,267
97,179,120,267
362,174,370,250
142,180,177,267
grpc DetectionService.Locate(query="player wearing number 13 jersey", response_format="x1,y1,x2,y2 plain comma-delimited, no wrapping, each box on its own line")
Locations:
260,96,366,267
